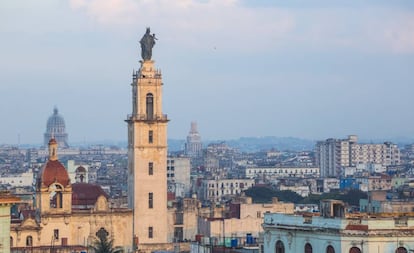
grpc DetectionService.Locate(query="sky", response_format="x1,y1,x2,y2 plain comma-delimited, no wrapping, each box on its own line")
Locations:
1,0,414,145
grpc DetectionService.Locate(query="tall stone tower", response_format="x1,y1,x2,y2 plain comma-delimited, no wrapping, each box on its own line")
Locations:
126,28,169,245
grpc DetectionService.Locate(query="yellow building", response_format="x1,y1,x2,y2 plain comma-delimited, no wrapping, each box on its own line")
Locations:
10,139,133,253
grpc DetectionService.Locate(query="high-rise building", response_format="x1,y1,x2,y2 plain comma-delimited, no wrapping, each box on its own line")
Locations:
316,135,400,177
43,107,69,148
184,121,202,157
126,28,169,245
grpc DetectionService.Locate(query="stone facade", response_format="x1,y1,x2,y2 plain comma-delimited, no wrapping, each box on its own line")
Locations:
127,59,169,245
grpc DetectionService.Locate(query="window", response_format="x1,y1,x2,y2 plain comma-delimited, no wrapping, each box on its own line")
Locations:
149,130,153,143
149,192,153,208
326,245,335,253
50,184,63,209
256,211,261,218
276,240,284,253
54,229,59,240
305,243,312,253
148,227,153,238
349,247,361,253
396,247,408,253
10,236,13,247
146,93,154,119
149,162,153,175
26,236,33,246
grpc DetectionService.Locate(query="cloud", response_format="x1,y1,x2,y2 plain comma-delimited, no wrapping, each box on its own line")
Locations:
67,0,414,53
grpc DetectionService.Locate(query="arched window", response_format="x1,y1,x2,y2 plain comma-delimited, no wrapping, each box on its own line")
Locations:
305,243,312,253
50,184,63,208
349,247,361,253
396,247,408,253
326,245,335,253
146,93,154,120
276,240,285,253
26,236,33,246
10,236,13,247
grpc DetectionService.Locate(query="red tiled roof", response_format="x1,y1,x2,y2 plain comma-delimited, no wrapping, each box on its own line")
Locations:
39,160,70,187
72,183,108,206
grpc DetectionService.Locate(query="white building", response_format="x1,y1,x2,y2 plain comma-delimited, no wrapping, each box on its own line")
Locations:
245,167,319,179
201,179,255,203
316,135,400,177
263,200,414,253
0,171,33,187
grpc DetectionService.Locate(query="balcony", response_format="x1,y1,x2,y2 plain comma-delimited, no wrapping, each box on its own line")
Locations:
126,114,168,122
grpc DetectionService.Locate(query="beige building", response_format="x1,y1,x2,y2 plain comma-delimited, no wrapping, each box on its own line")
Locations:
126,51,169,244
10,139,133,252
198,197,294,246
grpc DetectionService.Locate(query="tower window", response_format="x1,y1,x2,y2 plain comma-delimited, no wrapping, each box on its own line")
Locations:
26,236,33,246
149,162,153,175
148,227,153,238
149,192,153,208
146,93,154,120
149,130,153,143
54,229,59,240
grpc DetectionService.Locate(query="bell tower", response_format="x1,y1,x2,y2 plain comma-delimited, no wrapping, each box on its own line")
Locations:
127,28,169,245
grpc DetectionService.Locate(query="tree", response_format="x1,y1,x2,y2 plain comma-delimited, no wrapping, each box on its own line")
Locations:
90,228,123,253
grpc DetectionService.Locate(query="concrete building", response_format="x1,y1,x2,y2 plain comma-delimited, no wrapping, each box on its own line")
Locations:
245,167,319,179
167,157,191,198
198,197,294,247
263,200,414,253
316,135,400,177
43,107,69,148
184,122,203,158
201,179,255,203
126,35,169,246
0,171,33,188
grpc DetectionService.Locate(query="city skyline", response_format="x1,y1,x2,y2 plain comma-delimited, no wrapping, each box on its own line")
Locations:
1,0,414,145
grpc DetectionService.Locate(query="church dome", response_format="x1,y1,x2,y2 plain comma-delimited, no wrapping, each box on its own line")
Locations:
44,107,69,148
37,138,70,188
39,160,70,188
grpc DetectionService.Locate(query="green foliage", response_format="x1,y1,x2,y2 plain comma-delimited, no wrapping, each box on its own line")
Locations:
300,189,367,206
90,232,123,253
244,186,367,206
244,186,304,203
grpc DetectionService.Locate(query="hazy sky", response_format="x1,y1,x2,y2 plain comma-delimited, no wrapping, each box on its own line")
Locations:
1,0,413,145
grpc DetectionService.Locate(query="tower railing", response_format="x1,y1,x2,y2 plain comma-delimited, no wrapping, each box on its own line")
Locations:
127,114,168,121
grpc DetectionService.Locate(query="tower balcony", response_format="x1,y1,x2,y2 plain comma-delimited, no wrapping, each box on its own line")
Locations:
126,114,168,122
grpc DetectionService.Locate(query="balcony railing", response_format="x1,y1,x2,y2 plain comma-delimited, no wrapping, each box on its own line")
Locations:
127,114,168,121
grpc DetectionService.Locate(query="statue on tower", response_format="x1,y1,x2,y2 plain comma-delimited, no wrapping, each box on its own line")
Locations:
140,27,157,61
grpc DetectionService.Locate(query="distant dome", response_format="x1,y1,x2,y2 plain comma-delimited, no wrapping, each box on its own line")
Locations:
44,107,69,148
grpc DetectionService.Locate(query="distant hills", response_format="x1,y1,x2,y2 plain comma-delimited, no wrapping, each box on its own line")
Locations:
168,136,315,152
7,136,414,153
